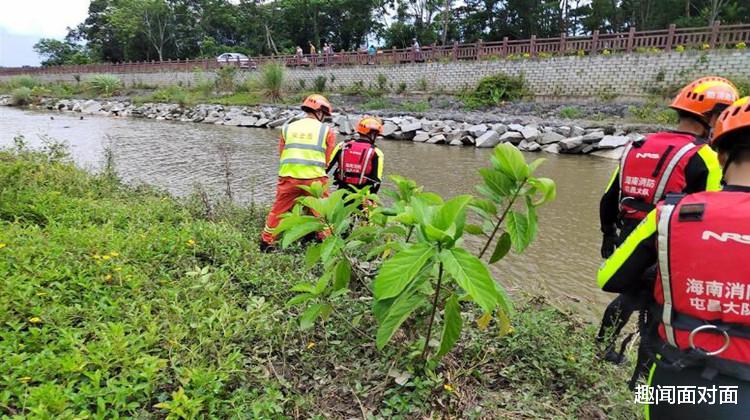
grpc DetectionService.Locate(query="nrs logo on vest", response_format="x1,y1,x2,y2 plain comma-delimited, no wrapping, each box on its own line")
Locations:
701,230,750,244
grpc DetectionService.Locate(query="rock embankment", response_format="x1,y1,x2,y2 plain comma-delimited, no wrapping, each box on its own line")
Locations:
1,96,638,159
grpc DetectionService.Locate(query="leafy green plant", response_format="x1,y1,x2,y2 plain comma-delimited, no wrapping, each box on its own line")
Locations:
628,101,678,125
298,79,306,91
276,144,556,364
88,74,123,96
400,101,429,113
417,77,429,91
214,66,237,92
257,62,284,101
313,75,327,92
360,97,393,110
10,87,33,105
558,106,583,119
465,73,527,107
9,75,40,89
396,82,407,94
377,73,388,91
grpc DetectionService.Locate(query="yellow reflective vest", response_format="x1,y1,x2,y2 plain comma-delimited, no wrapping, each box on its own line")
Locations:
278,118,330,179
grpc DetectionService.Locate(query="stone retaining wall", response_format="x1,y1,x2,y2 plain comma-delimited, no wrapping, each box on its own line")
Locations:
2,50,747,100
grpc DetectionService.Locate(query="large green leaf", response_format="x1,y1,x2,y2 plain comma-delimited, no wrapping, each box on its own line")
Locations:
376,293,427,349
526,197,538,245
440,248,499,313
299,303,325,329
506,210,531,253
437,294,463,357
373,242,436,300
528,177,557,206
305,243,321,269
286,293,315,307
465,224,485,235
528,158,546,175
433,194,473,240
469,197,498,219
333,259,351,290
479,168,514,197
281,220,324,248
489,232,511,263
493,143,529,182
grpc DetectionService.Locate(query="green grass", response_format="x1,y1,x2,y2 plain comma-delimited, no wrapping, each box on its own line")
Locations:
360,97,394,110
400,100,430,113
627,101,679,125
0,148,639,418
559,106,584,119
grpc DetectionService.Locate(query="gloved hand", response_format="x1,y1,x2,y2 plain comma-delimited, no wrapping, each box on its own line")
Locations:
601,233,618,259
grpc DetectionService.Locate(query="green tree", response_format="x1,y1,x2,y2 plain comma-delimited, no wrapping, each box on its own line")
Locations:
32,39,93,66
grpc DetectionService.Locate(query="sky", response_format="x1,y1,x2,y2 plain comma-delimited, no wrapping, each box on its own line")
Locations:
0,0,90,67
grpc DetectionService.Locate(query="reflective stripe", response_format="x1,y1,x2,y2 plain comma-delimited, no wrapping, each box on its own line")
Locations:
652,143,695,203
280,158,327,168
597,209,658,288
359,147,375,184
657,203,678,347
618,141,635,192
284,144,326,152
697,145,722,191
605,165,619,192
317,123,327,148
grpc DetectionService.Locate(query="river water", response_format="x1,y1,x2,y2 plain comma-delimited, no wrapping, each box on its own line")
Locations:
0,106,619,319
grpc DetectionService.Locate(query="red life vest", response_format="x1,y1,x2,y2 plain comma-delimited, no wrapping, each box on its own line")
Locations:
336,140,376,185
653,191,750,378
618,132,701,220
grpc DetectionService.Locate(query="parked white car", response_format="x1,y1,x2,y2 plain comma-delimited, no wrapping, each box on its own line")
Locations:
216,53,256,69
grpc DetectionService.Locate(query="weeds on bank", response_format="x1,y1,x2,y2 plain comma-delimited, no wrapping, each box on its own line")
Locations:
0,142,638,418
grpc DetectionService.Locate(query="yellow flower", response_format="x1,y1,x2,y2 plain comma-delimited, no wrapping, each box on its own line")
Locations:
28,317,42,324
0,243,6,249
19,376,31,384
110,251,119,257
443,383,455,393
186,239,196,247
306,341,316,350
105,274,112,281
92,254,101,260
102,255,111,261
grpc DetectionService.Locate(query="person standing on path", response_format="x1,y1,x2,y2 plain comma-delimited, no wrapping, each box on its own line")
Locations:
260,94,336,252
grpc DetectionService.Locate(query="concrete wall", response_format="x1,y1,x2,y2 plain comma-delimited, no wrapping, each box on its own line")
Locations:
2,50,748,100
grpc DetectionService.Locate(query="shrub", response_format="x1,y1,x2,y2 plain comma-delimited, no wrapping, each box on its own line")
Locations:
313,75,327,92
376,73,388,91
360,97,392,110
88,74,122,96
214,66,238,92
602,49,611,56
400,101,429,113
150,86,194,107
701,43,710,50
628,100,678,125
417,77,429,91
559,106,584,119
258,62,284,101
675,45,686,52
396,82,407,94
297,79,306,91
737,42,747,50
11,87,33,105
9,75,40,89
732,78,750,97
464,73,527,108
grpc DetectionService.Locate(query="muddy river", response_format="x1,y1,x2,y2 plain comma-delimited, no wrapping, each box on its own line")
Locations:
0,106,619,319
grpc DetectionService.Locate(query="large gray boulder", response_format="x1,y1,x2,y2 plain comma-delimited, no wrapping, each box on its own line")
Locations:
254,118,270,127
508,123,525,132
475,130,501,148
539,131,565,145
268,117,288,129
559,136,584,151
237,116,258,127
400,122,422,133
520,126,540,141
582,131,605,143
426,134,446,144
542,143,561,154
491,123,508,135
81,100,102,114
413,131,430,142
468,124,488,137
382,123,398,137
598,135,630,149
499,131,524,144
571,126,585,137
460,135,475,146
518,140,541,152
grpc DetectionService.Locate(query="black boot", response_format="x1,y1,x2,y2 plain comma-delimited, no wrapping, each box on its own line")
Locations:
259,241,276,253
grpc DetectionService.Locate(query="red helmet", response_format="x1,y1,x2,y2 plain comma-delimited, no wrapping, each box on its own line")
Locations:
670,77,739,124
301,94,332,116
356,116,383,137
711,97,750,149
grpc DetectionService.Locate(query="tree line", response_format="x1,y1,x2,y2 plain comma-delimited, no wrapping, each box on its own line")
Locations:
33,0,750,66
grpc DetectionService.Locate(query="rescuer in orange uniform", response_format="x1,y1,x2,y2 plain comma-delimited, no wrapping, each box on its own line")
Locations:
260,94,337,251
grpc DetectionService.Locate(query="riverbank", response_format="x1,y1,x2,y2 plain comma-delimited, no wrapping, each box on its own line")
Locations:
0,95,654,160
0,147,638,418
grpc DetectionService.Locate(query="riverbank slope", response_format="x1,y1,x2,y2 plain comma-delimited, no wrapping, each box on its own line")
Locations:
0,147,638,418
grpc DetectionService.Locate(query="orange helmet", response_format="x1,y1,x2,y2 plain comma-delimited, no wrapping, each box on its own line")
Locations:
670,77,739,124
301,94,332,116
356,116,383,137
711,97,750,149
